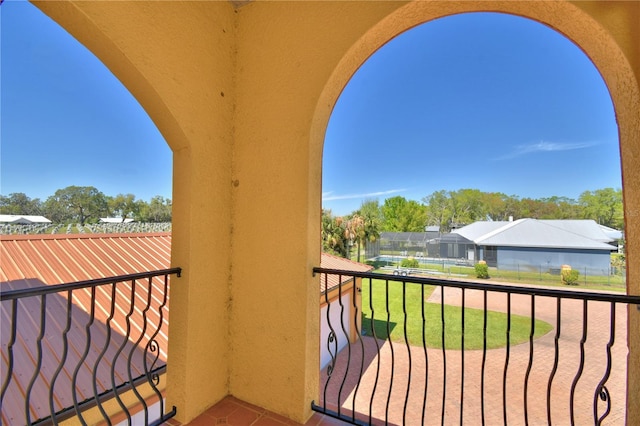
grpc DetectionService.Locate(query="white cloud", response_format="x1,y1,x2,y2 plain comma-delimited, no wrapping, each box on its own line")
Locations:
494,140,597,160
322,188,407,201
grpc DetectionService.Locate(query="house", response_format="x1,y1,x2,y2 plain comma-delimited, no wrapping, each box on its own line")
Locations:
0,214,52,224
318,253,373,369
448,219,618,275
13,1,640,424
99,217,135,223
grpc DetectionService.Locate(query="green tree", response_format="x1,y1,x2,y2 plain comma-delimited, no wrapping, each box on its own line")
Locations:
381,196,427,232
423,190,450,232
344,214,365,260
44,186,108,225
356,199,382,262
108,193,138,221
579,188,623,229
448,189,487,226
0,193,43,215
321,209,348,257
136,196,172,222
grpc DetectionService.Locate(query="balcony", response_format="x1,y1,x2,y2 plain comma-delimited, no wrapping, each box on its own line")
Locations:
313,268,640,425
19,0,640,424
1,269,181,426
3,265,639,425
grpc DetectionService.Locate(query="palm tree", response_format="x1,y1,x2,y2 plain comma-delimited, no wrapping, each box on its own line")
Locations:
345,214,365,261
322,209,348,257
356,199,382,262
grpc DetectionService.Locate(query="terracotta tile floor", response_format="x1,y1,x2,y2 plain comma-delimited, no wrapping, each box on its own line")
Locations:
165,396,349,426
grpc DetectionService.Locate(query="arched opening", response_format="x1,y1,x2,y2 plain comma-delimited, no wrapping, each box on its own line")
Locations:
311,0,638,297
1,1,173,226
312,2,638,424
323,12,623,282
1,2,177,425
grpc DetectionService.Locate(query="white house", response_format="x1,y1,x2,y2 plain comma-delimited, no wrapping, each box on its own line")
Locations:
0,214,51,224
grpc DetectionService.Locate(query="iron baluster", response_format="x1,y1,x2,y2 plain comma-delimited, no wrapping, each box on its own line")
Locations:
421,284,428,426
440,284,446,426
546,297,562,425
502,293,511,425
385,278,394,425
48,291,73,426
110,280,137,424
337,276,351,418
460,287,465,424
480,290,487,426
1,299,18,411
523,295,535,425
594,302,615,425
25,294,47,425
125,277,154,425
92,282,118,425
570,299,588,425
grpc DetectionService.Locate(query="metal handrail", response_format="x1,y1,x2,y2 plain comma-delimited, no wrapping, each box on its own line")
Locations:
1,267,182,426
313,266,639,425
0,267,182,300
314,267,640,304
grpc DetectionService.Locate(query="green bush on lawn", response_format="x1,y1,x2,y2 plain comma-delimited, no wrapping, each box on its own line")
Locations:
401,258,419,268
475,261,489,279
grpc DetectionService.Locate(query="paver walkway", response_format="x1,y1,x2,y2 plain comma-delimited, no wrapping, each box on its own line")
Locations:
319,285,629,425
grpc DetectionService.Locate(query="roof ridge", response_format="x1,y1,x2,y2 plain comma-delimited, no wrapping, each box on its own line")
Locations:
0,232,171,241
474,218,527,243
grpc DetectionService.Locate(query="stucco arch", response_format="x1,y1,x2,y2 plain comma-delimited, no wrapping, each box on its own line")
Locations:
311,0,639,291
311,2,640,423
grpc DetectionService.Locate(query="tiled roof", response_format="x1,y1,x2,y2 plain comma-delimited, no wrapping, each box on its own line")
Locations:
1,233,173,425
319,252,373,294
1,232,171,284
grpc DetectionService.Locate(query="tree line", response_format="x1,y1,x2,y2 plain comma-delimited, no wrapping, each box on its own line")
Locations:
323,188,623,259
0,186,172,225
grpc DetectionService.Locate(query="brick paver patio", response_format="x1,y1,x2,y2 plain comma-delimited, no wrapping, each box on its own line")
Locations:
319,285,628,425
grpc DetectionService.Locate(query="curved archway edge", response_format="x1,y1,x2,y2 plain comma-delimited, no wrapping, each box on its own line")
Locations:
312,2,639,424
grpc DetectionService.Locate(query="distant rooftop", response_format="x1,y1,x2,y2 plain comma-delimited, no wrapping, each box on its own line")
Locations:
0,214,51,224
453,219,618,250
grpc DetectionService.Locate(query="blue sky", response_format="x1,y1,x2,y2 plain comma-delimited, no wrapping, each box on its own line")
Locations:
1,3,621,212
1,1,172,202
323,12,620,215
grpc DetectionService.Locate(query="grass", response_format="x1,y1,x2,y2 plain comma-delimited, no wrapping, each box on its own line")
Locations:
361,278,553,350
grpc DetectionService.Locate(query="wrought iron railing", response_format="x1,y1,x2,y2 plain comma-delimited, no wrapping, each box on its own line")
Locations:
312,267,640,425
1,268,181,426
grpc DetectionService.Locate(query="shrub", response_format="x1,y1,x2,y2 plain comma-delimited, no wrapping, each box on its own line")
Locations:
561,268,580,285
401,258,419,268
475,261,489,279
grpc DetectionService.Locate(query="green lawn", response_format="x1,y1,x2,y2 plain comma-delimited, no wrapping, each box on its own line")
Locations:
375,260,626,292
361,278,553,350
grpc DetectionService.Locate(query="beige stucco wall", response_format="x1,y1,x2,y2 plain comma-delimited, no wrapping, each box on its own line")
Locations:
33,1,640,424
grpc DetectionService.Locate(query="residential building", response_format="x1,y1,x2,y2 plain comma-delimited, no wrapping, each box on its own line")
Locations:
0,215,52,225
448,219,618,274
